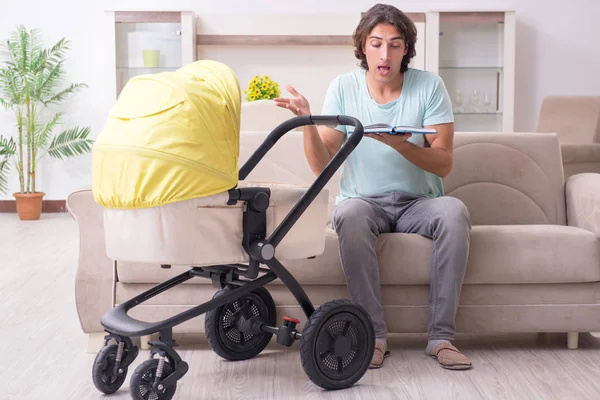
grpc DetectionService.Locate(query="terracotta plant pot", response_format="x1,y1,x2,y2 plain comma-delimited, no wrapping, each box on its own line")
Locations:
13,192,45,220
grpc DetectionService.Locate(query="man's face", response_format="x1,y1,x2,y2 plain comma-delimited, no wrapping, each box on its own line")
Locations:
362,23,408,83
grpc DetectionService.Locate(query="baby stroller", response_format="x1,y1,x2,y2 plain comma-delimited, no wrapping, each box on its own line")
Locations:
90,60,374,399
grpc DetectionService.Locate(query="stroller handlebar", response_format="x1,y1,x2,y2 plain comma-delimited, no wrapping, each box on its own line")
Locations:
237,114,364,249
238,115,363,180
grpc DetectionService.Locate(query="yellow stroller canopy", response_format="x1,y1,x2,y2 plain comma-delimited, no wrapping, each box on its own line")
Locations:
92,60,241,209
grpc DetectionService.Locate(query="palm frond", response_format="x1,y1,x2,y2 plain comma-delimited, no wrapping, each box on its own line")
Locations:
5,26,26,69
0,136,16,194
0,136,17,156
38,61,65,101
28,29,45,63
36,111,63,149
0,67,24,105
0,157,11,194
8,26,33,75
42,82,87,106
45,38,70,68
29,46,47,72
47,126,93,160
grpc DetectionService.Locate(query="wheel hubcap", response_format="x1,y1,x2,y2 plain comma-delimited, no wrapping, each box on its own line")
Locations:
315,313,366,378
334,335,352,357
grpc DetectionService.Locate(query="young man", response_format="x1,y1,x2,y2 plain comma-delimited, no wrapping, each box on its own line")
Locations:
274,4,472,370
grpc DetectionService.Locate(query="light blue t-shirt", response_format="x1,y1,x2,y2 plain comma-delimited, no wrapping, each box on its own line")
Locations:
321,68,454,204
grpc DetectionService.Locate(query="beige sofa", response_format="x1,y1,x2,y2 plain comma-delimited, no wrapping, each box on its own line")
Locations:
67,130,600,352
536,95,600,179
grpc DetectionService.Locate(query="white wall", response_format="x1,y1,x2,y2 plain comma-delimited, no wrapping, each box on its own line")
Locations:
1,0,599,200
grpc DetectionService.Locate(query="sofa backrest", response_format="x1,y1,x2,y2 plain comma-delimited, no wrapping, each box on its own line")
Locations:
239,130,567,226
536,96,600,144
445,132,566,226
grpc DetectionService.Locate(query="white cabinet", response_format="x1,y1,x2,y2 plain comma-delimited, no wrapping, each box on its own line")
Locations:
425,11,516,132
103,10,196,102
101,10,516,133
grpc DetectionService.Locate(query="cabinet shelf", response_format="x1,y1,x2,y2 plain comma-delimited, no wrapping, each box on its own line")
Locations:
440,66,503,70
455,112,502,115
117,67,179,71
196,34,353,46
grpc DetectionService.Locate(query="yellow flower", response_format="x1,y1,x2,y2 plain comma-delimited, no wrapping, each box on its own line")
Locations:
244,75,280,101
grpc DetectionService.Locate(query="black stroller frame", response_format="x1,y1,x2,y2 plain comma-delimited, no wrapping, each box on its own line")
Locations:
92,115,375,399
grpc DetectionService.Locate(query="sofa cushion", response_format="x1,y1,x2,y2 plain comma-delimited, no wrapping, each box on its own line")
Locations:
117,225,600,286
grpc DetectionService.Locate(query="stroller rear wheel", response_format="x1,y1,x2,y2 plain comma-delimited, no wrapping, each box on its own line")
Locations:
300,299,375,390
205,286,277,361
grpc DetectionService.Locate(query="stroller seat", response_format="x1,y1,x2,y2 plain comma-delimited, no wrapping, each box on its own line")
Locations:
103,180,329,266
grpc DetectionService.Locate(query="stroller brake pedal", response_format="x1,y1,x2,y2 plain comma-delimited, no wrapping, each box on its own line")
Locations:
276,316,302,347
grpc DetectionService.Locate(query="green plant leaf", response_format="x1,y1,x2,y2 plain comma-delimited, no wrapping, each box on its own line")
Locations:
42,82,88,106
47,126,93,160
0,136,15,194
0,136,16,156
44,38,70,68
37,61,63,100
36,111,63,149
0,67,24,106
0,157,11,194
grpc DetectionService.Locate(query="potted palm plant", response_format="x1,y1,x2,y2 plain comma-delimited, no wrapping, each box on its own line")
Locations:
0,25,93,220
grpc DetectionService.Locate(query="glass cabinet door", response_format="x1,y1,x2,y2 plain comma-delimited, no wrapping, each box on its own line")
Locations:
104,11,195,102
114,12,182,96
425,11,516,132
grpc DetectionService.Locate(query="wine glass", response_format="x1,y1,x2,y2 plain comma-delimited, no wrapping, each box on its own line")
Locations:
471,90,480,113
483,92,492,112
454,90,463,113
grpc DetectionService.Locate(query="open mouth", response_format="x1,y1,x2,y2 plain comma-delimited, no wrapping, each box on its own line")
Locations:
377,65,391,75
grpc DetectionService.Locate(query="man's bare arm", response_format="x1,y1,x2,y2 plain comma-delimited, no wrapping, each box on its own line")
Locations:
274,84,345,176
302,124,345,175
364,122,454,177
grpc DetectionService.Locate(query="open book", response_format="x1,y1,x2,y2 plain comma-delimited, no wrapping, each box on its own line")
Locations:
363,123,437,135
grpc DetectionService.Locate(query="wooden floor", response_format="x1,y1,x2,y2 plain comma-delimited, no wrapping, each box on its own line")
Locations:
4,212,600,400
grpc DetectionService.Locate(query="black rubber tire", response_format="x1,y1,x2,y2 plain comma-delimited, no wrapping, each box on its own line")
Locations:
92,344,128,394
205,286,277,361
300,299,375,390
130,358,176,400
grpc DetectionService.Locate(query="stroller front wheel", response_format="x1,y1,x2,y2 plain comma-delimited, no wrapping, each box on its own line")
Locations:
92,344,129,394
130,358,176,400
300,299,375,390
205,286,277,361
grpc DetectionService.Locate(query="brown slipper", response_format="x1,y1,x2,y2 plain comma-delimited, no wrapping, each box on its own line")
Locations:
431,343,472,370
369,341,391,369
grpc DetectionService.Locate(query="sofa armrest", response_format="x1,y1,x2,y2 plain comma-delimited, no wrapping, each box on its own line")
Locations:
67,189,114,334
566,173,600,236
561,143,600,164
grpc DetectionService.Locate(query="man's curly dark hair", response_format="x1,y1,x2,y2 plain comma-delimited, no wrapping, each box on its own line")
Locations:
352,4,418,73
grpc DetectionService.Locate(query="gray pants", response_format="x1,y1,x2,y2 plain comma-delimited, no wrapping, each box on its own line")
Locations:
332,192,471,341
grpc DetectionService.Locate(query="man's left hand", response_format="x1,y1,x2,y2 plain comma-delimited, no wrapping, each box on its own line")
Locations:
365,132,412,153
